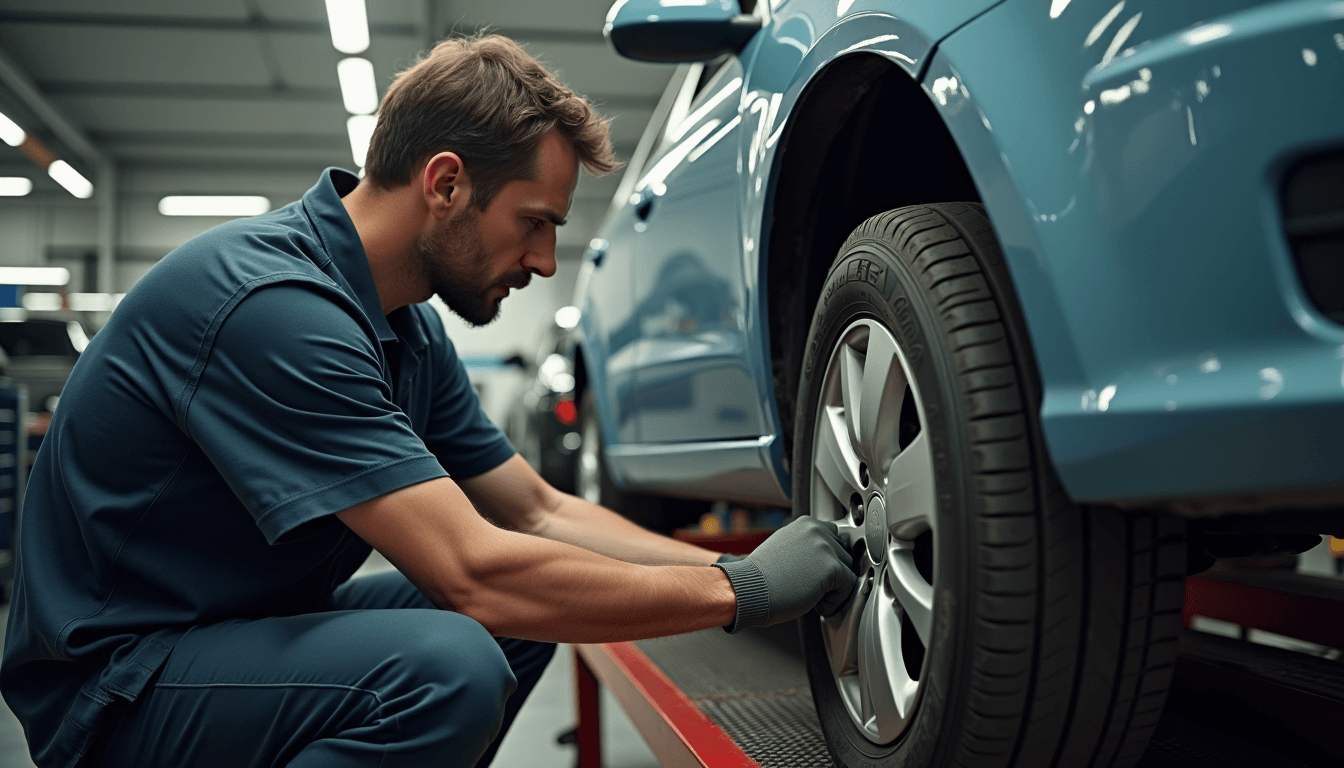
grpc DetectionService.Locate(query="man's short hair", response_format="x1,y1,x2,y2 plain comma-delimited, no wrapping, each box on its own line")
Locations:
364,34,618,209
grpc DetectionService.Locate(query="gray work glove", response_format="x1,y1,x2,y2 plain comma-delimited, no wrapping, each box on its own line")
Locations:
712,517,857,633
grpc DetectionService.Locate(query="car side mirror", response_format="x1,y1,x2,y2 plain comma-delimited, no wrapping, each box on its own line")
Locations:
604,0,763,63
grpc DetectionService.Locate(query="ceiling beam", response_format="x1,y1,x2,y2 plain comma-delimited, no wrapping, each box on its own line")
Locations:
89,130,347,151
39,80,659,110
0,11,608,45
41,81,340,103
446,26,605,45
0,10,418,37
0,46,106,166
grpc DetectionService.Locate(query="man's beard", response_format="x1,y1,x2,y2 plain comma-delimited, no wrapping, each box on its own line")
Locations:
415,208,530,326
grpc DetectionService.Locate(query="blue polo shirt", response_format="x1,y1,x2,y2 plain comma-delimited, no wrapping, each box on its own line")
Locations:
0,169,516,767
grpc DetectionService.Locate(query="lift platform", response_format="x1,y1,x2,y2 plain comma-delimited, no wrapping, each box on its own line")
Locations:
574,566,1344,768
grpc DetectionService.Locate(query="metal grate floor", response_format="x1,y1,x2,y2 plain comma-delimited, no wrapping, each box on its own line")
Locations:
635,624,834,767
631,624,1343,768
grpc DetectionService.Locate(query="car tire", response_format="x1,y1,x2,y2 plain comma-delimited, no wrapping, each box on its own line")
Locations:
792,203,1186,768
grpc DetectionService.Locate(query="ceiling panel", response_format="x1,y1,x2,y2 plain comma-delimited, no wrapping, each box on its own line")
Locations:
523,41,673,101
0,24,273,84
267,30,366,89
52,94,347,134
0,0,252,20
256,0,423,26
433,0,615,34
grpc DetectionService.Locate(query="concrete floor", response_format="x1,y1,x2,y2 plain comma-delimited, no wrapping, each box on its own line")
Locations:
0,551,661,768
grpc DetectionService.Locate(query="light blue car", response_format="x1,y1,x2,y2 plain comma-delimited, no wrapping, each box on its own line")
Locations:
572,1,1344,765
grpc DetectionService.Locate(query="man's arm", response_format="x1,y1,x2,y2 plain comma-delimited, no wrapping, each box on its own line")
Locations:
456,454,723,565
337,476,736,643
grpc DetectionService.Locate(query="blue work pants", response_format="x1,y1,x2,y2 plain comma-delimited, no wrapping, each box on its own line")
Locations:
87,570,555,767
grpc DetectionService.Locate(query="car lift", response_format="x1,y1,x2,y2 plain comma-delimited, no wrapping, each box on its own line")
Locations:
573,537,1344,768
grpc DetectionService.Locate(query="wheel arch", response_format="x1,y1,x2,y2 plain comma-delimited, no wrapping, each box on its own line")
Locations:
763,53,982,471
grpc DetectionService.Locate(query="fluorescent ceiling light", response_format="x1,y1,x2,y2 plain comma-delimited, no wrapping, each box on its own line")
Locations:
0,111,23,147
48,160,93,199
21,293,61,312
158,195,271,217
347,114,377,168
0,177,32,196
325,0,370,54
68,293,124,312
337,57,379,114
0,267,70,286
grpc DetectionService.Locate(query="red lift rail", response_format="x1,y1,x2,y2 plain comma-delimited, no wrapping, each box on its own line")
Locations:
574,642,758,768
575,566,1344,767
1183,570,1344,647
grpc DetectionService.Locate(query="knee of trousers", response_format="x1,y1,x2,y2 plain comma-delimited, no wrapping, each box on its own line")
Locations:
380,612,517,738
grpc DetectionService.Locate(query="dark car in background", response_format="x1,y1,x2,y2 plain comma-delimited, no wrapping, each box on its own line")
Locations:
504,307,583,494
0,318,85,414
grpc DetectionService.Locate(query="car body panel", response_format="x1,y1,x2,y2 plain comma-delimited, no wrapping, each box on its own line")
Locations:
628,55,765,444
931,0,1344,500
586,2,1003,499
578,0,1344,508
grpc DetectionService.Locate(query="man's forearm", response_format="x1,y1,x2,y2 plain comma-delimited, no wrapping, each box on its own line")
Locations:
532,492,722,565
339,478,736,643
447,531,736,642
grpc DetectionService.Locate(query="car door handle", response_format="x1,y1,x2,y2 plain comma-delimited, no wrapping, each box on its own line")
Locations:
633,186,658,221
585,238,609,267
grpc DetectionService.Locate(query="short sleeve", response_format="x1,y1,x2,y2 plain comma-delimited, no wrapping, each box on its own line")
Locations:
186,283,447,544
418,309,516,479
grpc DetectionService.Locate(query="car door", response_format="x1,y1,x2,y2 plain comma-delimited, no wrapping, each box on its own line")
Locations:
626,53,766,444
578,65,698,445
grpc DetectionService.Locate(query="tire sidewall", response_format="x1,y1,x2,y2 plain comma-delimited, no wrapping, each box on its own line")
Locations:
793,237,971,767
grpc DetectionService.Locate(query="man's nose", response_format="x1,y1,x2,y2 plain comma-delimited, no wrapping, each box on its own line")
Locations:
522,234,557,278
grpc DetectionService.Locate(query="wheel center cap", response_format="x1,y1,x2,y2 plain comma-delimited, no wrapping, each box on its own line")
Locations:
865,494,887,564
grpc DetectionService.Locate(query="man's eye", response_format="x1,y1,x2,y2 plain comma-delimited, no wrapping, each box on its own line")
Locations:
528,218,546,230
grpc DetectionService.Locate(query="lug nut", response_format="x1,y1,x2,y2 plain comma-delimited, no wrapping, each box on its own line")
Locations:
862,574,873,595
850,493,864,525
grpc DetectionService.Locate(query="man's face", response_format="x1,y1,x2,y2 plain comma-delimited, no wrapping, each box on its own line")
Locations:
415,130,578,326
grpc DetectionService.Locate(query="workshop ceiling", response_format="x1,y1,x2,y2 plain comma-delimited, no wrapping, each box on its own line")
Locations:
0,0,670,203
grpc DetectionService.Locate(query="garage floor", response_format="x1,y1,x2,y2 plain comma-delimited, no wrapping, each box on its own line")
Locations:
2,549,1340,768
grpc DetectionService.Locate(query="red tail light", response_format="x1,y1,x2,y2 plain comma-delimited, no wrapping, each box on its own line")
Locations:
554,398,577,425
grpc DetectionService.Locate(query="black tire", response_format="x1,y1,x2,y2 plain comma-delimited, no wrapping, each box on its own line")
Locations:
793,204,1186,768
574,387,702,532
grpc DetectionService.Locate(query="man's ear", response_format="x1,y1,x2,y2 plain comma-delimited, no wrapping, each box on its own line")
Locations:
422,152,472,221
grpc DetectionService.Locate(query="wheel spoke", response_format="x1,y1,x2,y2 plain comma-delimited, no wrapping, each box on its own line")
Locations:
857,327,904,469
812,317,936,746
814,405,863,506
820,564,867,678
838,341,865,461
884,431,935,538
859,575,918,741
885,552,933,646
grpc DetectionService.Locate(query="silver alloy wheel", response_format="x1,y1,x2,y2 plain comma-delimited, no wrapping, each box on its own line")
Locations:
811,318,937,745
577,409,603,504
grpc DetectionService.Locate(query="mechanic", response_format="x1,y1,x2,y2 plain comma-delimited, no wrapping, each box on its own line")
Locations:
0,35,856,768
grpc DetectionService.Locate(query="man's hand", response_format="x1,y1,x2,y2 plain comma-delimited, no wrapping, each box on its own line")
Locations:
714,517,857,633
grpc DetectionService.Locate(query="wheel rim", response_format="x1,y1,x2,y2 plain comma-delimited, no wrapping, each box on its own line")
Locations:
577,408,603,504
811,318,936,745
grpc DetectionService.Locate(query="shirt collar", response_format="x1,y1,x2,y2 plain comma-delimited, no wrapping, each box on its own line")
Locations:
301,168,396,344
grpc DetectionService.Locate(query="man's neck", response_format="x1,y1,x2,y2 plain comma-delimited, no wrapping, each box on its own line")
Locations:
341,180,432,314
